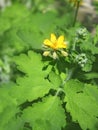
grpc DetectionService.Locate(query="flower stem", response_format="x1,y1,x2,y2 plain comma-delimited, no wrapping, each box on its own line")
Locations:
73,0,80,26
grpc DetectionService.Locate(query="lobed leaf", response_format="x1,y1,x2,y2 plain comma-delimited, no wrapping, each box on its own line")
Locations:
64,79,98,130
22,96,66,130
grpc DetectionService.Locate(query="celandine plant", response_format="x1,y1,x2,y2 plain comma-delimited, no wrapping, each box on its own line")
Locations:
1,27,98,130
0,1,98,130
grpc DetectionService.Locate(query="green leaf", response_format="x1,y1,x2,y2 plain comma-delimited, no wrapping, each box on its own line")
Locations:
0,82,22,130
80,40,98,55
0,83,17,113
17,12,57,49
22,96,66,130
83,72,98,80
12,51,53,103
0,17,10,34
49,71,62,89
94,26,98,45
14,51,48,76
0,106,20,130
12,76,52,103
1,4,30,24
0,3,30,34
64,79,98,130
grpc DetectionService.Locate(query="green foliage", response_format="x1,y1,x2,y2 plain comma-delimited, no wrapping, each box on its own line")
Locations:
1,50,98,130
13,51,53,103
0,4,30,56
0,51,66,130
64,79,98,130
0,2,72,82
22,96,66,130
0,1,98,130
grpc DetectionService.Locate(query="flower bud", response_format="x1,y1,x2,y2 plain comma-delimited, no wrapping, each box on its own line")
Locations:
61,50,68,57
52,52,58,59
43,51,50,56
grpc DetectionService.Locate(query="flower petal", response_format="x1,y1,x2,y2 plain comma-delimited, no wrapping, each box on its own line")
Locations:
43,34,67,50
57,35,64,45
43,39,53,47
51,33,56,43
61,42,67,48
57,35,67,48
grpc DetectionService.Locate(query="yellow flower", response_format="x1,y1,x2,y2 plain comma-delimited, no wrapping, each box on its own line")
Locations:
43,33,67,50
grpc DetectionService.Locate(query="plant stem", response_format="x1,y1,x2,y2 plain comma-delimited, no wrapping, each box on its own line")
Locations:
62,67,75,87
73,1,80,26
